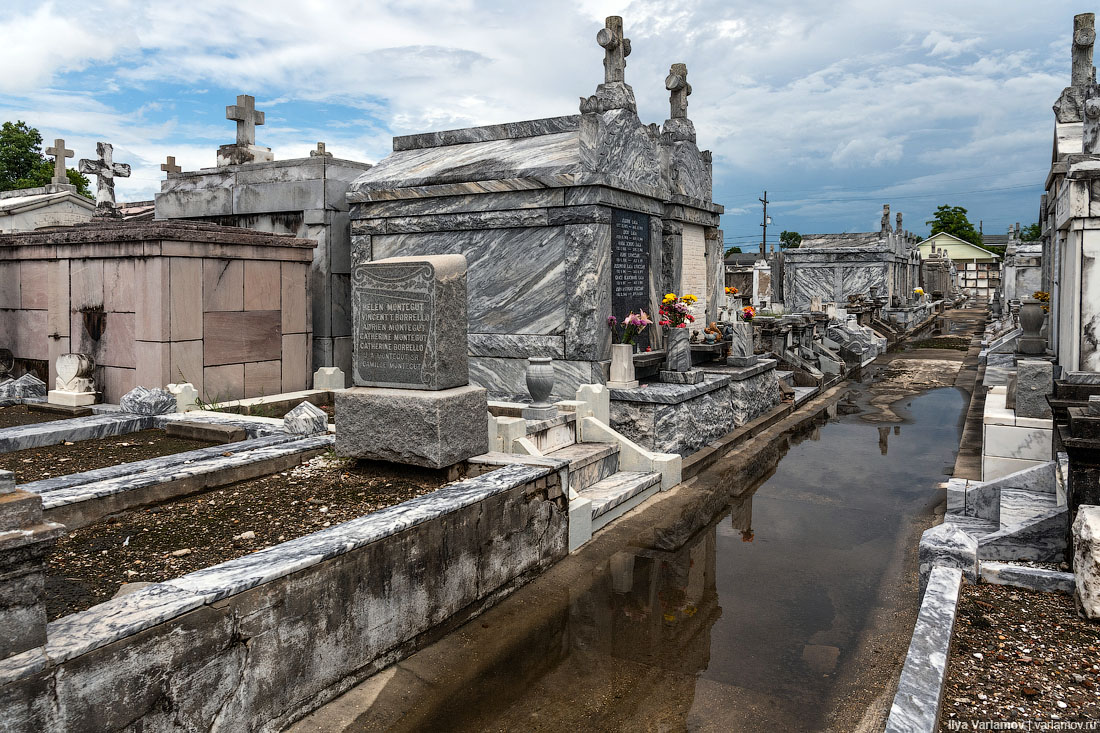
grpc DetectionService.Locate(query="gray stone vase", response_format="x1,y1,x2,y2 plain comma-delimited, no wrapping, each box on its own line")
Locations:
525,357,555,408
1018,299,1046,355
665,327,692,372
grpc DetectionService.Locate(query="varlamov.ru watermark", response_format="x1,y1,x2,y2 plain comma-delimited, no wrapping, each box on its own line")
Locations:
945,721,1100,731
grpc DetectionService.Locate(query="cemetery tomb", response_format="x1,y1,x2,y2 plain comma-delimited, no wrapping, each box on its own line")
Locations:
155,93,373,376
347,16,723,401
0,220,315,403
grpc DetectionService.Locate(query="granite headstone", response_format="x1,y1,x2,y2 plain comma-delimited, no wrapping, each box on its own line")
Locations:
352,254,469,390
610,208,651,350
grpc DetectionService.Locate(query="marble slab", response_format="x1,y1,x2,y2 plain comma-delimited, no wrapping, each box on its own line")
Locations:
984,423,1053,462
164,463,551,603
999,487,1057,530
0,414,153,455
22,433,303,495
919,523,978,594
579,471,660,519
977,506,1068,562
44,583,206,666
980,562,1075,594
886,566,962,733
40,435,334,510
609,373,732,404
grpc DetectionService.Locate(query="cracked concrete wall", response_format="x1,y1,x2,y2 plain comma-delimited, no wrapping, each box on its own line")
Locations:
0,477,567,732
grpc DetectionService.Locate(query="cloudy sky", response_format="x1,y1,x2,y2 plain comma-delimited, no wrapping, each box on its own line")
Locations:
0,1,1083,245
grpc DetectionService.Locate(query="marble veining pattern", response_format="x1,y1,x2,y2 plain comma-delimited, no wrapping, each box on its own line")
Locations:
23,433,303,495
40,435,334,510
470,357,602,402
469,334,566,359
372,228,566,336
0,414,154,455
980,562,1076,594
999,487,1057,530
977,506,1068,562
886,566,962,733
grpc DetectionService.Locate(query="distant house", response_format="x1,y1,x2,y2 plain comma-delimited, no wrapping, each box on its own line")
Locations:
917,232,1001,300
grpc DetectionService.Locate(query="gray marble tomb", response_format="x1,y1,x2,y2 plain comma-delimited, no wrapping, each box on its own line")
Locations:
154,94,374,376
346,16,725,401
782,204,922,313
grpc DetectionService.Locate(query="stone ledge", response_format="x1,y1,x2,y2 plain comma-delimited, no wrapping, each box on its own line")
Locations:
885,566,963,733
699,358,778,381
609,373,733,404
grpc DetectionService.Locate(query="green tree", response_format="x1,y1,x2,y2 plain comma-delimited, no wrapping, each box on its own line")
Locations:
779,230,802,249
1021,222,1041,241
725,246,742,255
925,205,982,248
0,121,91,197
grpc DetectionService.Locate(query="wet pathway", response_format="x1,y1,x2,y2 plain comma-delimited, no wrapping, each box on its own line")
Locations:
293,313,984,733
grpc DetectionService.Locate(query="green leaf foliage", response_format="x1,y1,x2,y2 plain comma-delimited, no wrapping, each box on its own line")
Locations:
0,120,92,197
925,205,983,248
1021,222,1041,242
779,230,802,249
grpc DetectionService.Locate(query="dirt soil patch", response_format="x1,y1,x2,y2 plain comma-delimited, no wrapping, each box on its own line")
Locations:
0,405,63,429
940,583,1100,729
909,336,971,351
0,429,216,485
46,454,451,619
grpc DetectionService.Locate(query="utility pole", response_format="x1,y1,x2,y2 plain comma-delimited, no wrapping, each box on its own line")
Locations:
759,190,769,256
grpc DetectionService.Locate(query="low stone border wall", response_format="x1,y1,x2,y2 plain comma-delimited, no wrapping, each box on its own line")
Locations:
0,463,566,732
886,566,963,733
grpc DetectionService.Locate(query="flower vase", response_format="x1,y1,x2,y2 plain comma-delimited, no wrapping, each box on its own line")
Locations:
608,343,638,388
664,328,692,372
1017,299,1046,355
521,357,558,420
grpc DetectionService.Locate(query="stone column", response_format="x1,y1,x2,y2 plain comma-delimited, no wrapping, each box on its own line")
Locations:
0,470,64,660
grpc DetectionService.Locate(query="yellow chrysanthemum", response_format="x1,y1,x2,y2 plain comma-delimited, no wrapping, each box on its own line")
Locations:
683,294,697,304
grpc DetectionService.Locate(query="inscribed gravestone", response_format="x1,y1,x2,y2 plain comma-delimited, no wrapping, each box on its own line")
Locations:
352,254,468,390
610,208,651,349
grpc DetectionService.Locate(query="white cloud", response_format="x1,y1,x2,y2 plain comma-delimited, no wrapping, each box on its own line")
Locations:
921,30,982,58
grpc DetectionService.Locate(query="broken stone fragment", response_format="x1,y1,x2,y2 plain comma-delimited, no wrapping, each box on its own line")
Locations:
119,386,179,415
283,401,328,435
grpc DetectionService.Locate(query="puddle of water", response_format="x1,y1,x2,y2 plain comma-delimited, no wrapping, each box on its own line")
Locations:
355,386,966,732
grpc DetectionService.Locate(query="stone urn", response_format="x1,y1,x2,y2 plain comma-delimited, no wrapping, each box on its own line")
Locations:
1017,299,1046,355
608,343,638,388
522,357,557,420
665,327,692,372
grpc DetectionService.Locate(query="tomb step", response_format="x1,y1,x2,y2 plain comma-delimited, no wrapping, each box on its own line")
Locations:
978,506,1068,563
792,386,818,406
999,488,1058,531
943,514,1000,539
579,471,662,531
774,370,794,388
545,442,620,492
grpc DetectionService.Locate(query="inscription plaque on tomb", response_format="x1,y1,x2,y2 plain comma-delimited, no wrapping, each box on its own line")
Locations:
351,254,469,390
610,208,651,349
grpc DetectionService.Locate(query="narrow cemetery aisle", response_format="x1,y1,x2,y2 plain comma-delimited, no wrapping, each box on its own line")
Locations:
292,312,985,733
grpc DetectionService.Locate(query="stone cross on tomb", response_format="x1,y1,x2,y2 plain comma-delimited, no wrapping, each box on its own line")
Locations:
880,204,892,233
78,142,130,215
160,156,181,176
44,139,73,185
665,63,691,119
309,142,333,158
597,16,631,83
226,94,265,147
1074,13,1096,89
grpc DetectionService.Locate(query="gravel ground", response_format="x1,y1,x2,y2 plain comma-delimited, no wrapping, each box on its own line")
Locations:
940,583,1100,729
0,405,64,429
0,429,215,484
46,453,450,619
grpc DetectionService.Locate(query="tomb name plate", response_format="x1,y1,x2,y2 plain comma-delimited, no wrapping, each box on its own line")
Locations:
610,208,651,350
352,254,469,390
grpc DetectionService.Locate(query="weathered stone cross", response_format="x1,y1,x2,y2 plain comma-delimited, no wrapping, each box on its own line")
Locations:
665,63,691,119
1074,13,1096,88
226,94,265,147
44,139,73,185
78,142,131,214
309,142,332,158
596,16,631,84
160,156,181,175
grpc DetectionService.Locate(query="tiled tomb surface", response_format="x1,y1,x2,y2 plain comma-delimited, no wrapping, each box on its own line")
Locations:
0,220,315,403
982,384,1053,481
0,463,567,733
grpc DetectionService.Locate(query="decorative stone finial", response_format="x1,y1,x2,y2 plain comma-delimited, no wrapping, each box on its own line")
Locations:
310,142,333,158
597,16,630,84
44,139,73,185
77,143,131,217
1055,14,1097,122
896,211,903,232
880,204,892,233
666,63,691,119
